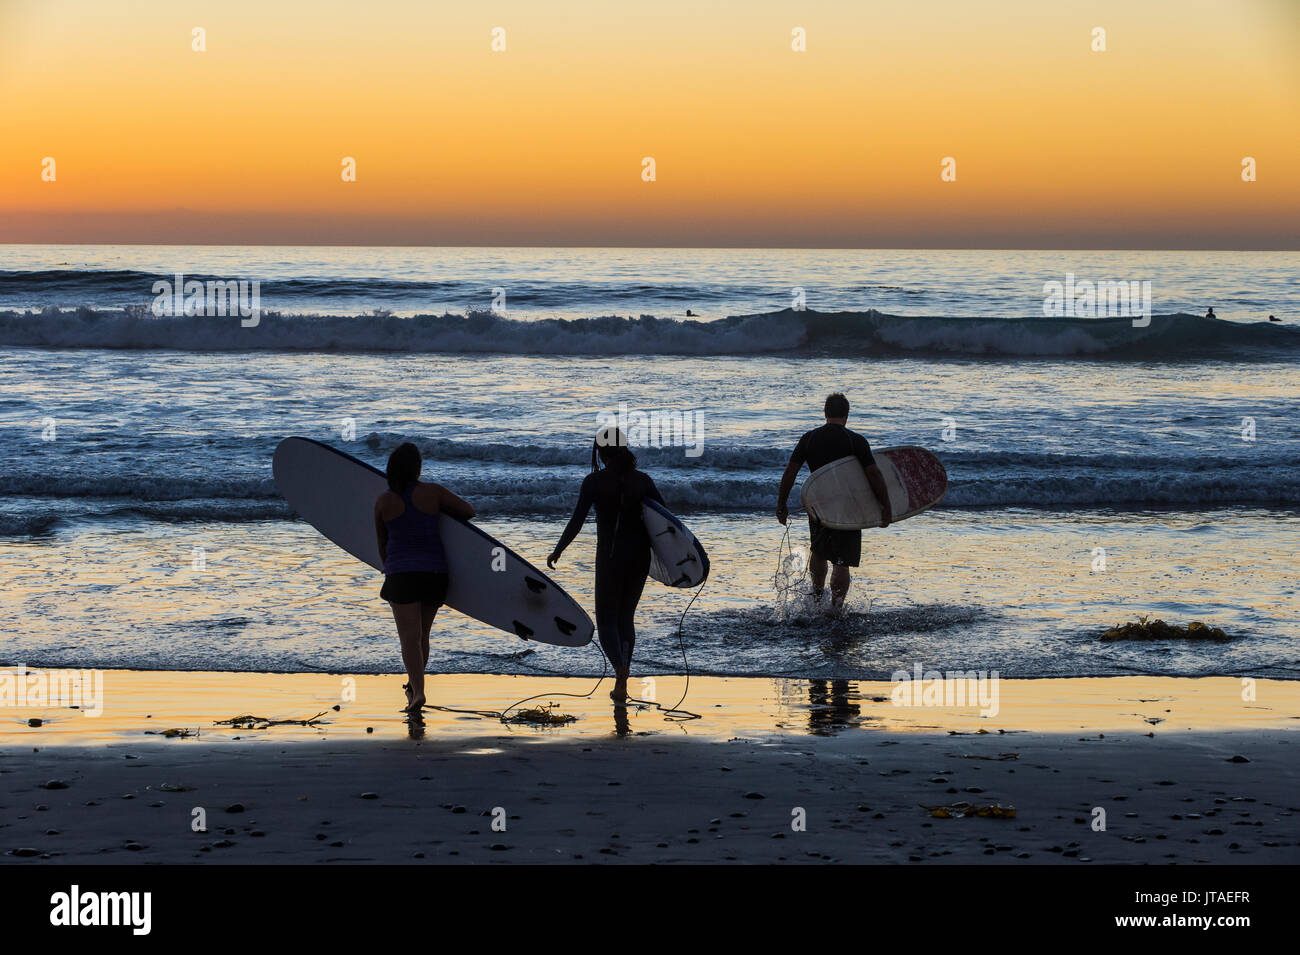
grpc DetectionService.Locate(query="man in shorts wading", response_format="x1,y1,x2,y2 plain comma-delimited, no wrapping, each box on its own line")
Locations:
776,393,892,609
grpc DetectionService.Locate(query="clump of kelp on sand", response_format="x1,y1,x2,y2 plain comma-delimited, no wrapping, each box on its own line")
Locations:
1100,614,1230,642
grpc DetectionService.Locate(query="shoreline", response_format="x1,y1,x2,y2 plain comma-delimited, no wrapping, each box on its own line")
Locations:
4,671,1298,744
3,673,1297,864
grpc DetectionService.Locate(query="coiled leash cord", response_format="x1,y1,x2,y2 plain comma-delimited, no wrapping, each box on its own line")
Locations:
774,519,808,597
422,579,705,724
623,579,705,722
773,517,872,617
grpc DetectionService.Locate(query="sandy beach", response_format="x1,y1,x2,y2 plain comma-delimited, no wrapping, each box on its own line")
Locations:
4,5,1298,937
4,672,1297,864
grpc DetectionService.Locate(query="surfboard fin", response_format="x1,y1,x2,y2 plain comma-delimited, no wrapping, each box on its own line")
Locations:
523,575,547,594
512,620,534,640
554,616,577,637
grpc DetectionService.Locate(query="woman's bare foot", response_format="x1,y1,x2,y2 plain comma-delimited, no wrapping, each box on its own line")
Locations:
405,695,426,714
610,669,630,704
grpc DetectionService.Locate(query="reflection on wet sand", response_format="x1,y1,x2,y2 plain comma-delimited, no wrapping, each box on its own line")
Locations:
5,670,1298,745
806,679,864,736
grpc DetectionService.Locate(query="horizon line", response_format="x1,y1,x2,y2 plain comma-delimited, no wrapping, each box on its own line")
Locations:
2,242,1297,253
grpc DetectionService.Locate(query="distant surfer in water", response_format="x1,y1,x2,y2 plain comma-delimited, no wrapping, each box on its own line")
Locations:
1206,307,1217,319
776,393,892,610
549,426,665,703
374,442,475,715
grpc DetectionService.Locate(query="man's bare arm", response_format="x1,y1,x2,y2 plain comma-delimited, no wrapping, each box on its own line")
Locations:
776,456,802,524
865,463,892,527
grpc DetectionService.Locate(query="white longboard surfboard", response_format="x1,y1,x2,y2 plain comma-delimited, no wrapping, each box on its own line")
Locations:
272,437,594,647
799,446,948,530
643,498,709,588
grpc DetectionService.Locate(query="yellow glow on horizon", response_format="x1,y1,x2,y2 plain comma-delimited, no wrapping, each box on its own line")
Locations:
1,0,1296,246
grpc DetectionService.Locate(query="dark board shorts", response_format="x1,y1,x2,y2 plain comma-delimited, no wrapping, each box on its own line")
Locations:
381,571,449,607
808,516,861,568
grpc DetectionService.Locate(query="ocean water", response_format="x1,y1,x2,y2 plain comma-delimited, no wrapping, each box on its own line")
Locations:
0,246,1297,681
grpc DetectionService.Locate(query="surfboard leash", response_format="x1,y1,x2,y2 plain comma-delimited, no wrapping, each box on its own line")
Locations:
627,579,705,722
773,519,809,597
422,578,706,724
496,643,612,722
774,512,874,622
420,640,611,724
502,574,706,723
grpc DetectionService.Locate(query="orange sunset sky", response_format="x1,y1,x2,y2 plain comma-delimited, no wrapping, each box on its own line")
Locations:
1,0,1297,248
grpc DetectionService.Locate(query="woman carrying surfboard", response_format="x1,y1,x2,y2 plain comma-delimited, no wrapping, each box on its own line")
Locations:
374,442,475,715
548,427,665,703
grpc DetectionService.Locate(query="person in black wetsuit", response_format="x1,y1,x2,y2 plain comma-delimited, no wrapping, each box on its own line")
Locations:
548,426,665,703
776,393,892,609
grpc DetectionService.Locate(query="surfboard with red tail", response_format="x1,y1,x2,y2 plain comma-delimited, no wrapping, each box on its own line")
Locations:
799,447,948,529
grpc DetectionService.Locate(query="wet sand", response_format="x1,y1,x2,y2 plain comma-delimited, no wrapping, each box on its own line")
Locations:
3,672,1298,863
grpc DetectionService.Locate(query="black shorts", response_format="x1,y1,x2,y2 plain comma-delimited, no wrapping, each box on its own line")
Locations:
808,516,861,568
381,572,449,606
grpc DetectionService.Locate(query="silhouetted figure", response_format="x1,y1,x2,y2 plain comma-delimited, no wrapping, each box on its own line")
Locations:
776,393,892,609
1269,314,1281,323
374,442,475,716
549,426,665,704
686,309,698,317
1205,307,1217,319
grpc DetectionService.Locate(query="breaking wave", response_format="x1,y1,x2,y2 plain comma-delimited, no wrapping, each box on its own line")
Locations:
2,308,1297,359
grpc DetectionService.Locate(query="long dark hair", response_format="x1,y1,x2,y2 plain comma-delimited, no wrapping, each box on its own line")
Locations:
386,442,421,492
592,425,637,473
593,426,638,555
